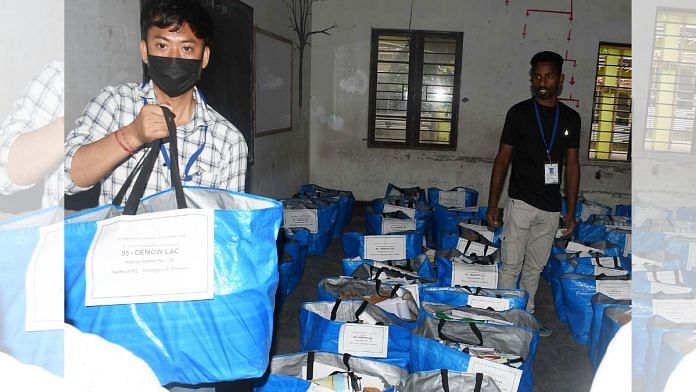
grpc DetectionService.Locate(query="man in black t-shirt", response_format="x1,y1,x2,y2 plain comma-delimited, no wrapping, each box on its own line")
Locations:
486,51,581,336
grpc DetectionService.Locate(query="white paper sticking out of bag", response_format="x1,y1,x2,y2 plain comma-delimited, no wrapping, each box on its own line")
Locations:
451,263,498,289
375,296,411,319
383,204,416,219
467,357,522,392
456,239,497,256
458,223,495,242
564,241,603,256
85,209,215,306
467,295,511,312
283,208,319,233
302,362,385,391
594,266,628,277
25,223,64,331
364,235,406,261
381,218,416,234
338,324,389,358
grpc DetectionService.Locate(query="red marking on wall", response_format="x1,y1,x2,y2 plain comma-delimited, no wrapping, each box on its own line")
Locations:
564,50,577,67
559,94,580,108
526,0,573,21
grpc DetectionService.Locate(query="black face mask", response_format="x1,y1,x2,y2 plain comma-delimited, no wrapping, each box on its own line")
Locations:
147,55,202,98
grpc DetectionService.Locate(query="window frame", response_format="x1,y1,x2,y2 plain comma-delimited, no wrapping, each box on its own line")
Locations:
640,7,696,158
588,41,633,162
367,28,463,150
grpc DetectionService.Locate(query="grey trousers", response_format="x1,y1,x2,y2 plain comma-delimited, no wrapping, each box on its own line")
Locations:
499,198,559,313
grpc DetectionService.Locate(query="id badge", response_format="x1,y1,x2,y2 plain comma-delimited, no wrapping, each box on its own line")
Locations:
544,162,559,184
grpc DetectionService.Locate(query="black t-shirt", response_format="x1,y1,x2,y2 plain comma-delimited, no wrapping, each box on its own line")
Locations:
500,98,581,212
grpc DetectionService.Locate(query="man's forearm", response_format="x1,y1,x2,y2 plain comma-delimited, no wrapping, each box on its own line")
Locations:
7,118,64,186
488,158,508,208
565,161,580,216
69,124,139,188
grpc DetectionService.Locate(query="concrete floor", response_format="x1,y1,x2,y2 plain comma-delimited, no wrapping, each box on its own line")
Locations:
271,210,595,392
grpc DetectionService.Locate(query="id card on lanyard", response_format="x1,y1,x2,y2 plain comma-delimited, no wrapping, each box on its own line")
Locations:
534,98,560,185
141,95,208,182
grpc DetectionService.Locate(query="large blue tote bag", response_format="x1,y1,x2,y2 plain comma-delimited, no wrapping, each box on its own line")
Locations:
64,107,282,385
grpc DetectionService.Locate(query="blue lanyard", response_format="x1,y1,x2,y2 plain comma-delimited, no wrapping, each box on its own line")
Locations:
140,95,207,182
533,98,560,161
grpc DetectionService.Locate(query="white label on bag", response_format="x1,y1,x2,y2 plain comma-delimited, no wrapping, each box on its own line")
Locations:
452,263,498,289
338,324,389,358
458,223,495,242
364,235,406,261
595,280,631,300
85,209,215,306
624,233,632,257
456,239,497,256
283,209,318,233
653,299,696,323
383,204,416,219
302,362,385,391
381,218,416,234
467,295,511,312
439,191,468,208
594,266,628,277
467,356,522,392
688,242,696,271
25,224,64,331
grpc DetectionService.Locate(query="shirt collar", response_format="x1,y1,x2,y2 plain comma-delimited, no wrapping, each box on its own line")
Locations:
139,80,211,135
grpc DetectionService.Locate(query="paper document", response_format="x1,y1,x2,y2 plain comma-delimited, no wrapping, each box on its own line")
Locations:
85,209,215,306
364,235,407,261
283,209,319,233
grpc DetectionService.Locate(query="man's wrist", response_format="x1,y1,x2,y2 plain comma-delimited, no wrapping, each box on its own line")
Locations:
119,124,144,150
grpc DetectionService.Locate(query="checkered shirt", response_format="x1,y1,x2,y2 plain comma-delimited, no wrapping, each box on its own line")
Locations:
64,80,248,205
0,61,64,208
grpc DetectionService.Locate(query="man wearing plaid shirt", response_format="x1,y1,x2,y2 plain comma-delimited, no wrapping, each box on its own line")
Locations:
65,0,247,205
0,61,64,208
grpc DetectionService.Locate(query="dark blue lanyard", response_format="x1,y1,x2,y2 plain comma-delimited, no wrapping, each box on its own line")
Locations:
533,98,560,161
140,95,207,182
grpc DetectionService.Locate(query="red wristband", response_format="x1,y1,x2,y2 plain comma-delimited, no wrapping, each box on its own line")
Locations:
114,130,135,155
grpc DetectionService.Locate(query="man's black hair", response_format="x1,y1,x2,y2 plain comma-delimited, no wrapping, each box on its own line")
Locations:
141,0,214,45
530,51,564,74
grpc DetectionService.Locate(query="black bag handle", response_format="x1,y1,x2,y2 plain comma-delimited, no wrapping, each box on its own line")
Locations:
441,369,450,392
112,152,147,207
389,283,401,298
355,300,369,320
437,319,484,346
330,299,342,321
306,351,315,380
474,372,484,392
122,106,187,215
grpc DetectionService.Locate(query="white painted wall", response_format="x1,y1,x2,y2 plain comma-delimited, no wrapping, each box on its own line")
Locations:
244,0,311,199
65,0,142,127
0,0,64,121
308,0,631,207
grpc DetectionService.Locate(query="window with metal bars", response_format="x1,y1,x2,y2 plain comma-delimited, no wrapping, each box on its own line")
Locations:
368,29,463,149
589,43,632,161
644,8,696,154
